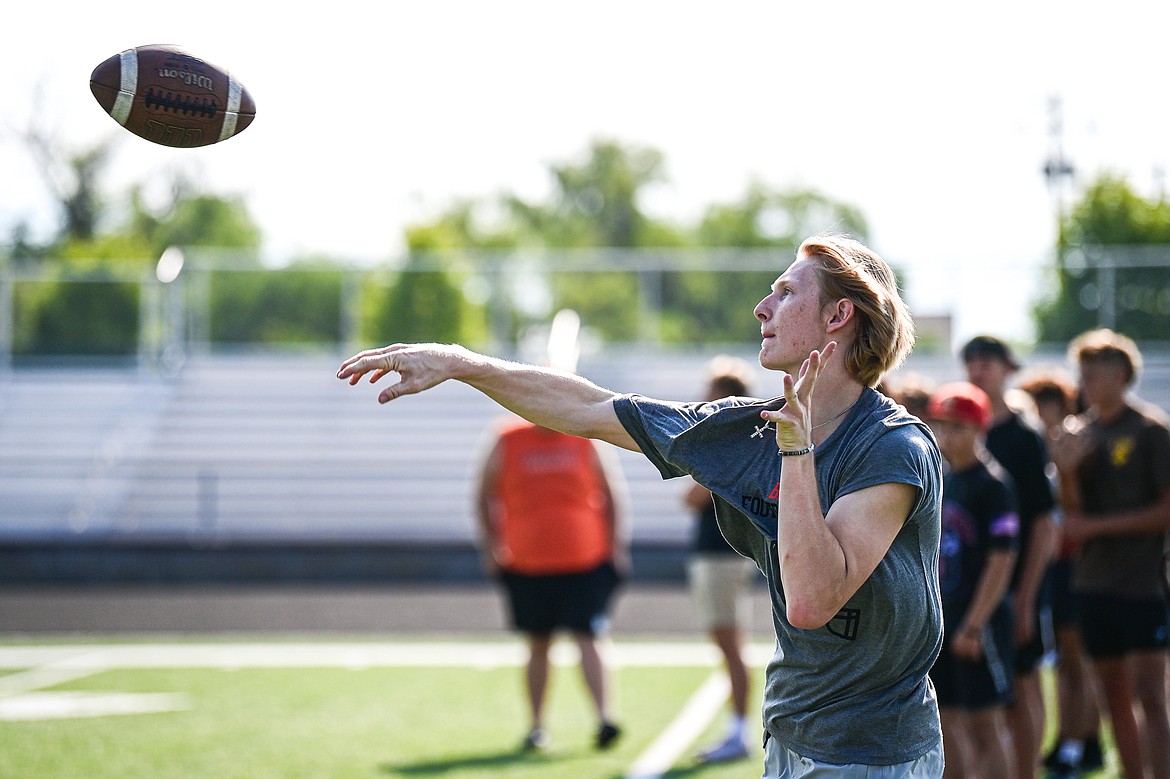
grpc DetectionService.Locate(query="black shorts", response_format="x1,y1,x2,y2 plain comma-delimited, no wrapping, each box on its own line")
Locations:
1014,612,1051,675
500,562,621,636
1078,591,1170,660
1049,558,1081,629
1013,574,1054,674
931,605,1015,711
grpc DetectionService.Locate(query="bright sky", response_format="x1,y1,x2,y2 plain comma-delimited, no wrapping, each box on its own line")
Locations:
2,0,1168,347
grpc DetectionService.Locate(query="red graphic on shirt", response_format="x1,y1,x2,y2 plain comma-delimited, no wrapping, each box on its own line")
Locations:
768,482,781,500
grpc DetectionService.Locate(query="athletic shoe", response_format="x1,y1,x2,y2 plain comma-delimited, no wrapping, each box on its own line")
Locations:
695,734,750,764
1080,736,1104,771
520,728,549,752
595,722,622,750
1043,742,1064,771
1043,739,1086,777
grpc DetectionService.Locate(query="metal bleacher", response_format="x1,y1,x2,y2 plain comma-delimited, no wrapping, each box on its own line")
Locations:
3,346,1168,581
0,351,718,549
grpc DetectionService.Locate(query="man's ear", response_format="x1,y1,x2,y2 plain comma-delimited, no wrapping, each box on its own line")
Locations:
825,299,854,333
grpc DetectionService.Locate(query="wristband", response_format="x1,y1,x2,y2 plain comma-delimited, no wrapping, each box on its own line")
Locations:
778,444,815,457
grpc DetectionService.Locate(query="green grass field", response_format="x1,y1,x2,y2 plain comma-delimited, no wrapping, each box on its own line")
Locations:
0,638,1123,779
0,639,767,779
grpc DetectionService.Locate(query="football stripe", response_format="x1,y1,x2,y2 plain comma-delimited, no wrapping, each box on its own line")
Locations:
111,49,138,127
219,77,242,142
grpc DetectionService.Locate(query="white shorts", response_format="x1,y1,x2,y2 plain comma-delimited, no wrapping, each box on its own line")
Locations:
763,737,944,778
687,554,757,631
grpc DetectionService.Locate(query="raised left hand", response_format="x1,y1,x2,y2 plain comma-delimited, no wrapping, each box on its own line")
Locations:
759,342,837,451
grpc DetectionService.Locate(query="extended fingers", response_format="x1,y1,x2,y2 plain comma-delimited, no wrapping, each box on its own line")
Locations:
337,346,386,376
793,342,837,399
338,345,403,382
792,352,819,401
783,371,797,396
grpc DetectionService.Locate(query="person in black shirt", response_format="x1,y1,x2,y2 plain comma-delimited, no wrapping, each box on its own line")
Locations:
927,381,1020,779
962,335,1057,779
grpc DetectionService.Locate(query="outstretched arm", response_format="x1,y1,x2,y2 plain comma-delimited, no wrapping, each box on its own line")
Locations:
337,343,639,451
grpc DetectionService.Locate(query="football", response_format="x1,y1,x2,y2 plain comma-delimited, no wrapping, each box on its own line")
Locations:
89,44,255,148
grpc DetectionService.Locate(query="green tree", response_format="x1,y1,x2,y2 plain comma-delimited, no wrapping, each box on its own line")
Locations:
658,184,869,343
401,143,869,346
508,139,678,340
210,264,343,345
13,275,140,357
20,119,114,244
13,126,270,355
401,139,682,343
14,234,154,358
363,216,489,346
544,139,668,247
697,182,868,247
1035,175,1170,342
132,188,263,260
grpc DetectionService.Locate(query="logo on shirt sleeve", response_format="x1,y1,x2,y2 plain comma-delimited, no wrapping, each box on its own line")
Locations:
827,608,861,640
990,512,1019,539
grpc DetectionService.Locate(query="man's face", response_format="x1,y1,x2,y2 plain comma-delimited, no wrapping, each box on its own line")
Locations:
1078,359,1128,409
754,258,830,373
928,418,980,466
964,354,1012,399
1034,398,1068,431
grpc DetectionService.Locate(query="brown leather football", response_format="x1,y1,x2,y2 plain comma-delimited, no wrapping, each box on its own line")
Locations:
89,44,256,148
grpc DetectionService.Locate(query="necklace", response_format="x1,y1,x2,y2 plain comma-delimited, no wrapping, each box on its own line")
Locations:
812,399,858,431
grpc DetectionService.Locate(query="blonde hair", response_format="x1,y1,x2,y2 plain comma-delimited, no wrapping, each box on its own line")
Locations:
1067,328,1143,385
799,234,915,387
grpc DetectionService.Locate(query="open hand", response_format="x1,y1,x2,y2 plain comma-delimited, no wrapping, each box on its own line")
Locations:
337,343,462,404
760,342,837,451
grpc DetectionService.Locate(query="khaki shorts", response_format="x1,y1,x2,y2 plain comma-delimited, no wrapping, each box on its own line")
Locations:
763,736,944,778
687,554,757,631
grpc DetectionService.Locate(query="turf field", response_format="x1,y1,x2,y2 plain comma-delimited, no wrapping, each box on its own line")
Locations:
0,638,771,779
0,638,1123,778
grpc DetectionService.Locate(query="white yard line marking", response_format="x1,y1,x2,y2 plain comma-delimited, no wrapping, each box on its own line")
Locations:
0,640,773,766
0,691,189,721
0,641,773,670
0,652,107,698
624,670,730,779
0,648,189,720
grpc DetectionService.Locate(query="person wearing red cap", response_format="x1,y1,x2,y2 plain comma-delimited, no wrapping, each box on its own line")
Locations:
927,381,1020,779
962,334,1057,779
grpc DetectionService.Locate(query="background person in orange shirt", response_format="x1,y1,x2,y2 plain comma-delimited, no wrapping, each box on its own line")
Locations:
476,415,630,753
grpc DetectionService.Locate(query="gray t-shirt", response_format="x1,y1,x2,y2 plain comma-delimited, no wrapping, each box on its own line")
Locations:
614,387,944,765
